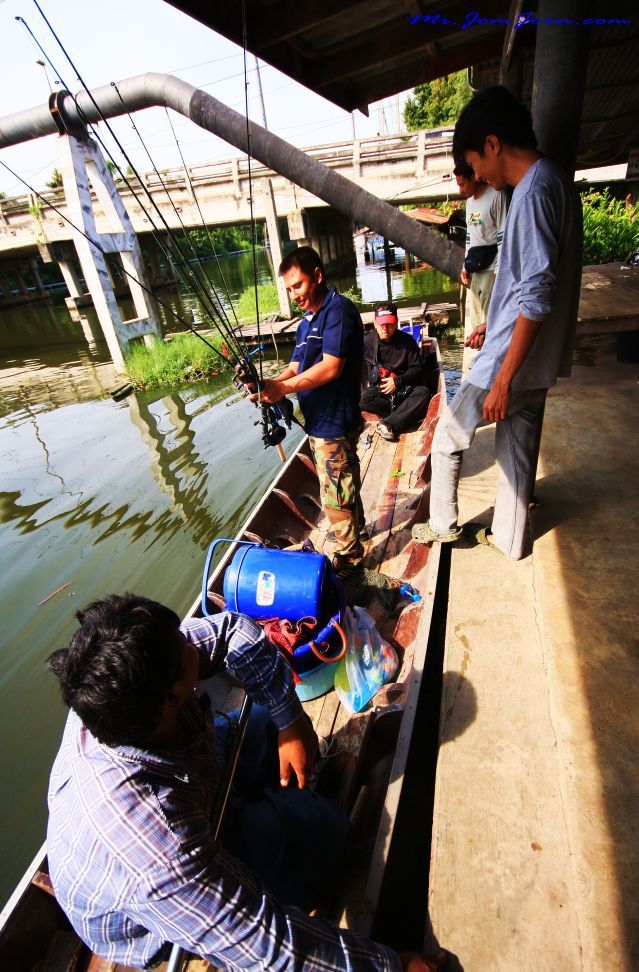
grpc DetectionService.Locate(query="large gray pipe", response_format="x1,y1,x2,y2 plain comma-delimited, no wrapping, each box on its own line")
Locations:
0,73,463,280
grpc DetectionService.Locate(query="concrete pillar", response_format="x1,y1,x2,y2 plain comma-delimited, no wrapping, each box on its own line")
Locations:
531,0,591,174
29,258,47,295
261,179,291,317
57,132,161,371
59,255,84,300
15,268,29,296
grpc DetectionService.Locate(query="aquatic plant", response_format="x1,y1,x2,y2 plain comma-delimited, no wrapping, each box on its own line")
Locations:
124,331,230,390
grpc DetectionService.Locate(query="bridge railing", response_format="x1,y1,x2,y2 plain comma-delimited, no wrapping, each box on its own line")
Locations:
0,127,455,221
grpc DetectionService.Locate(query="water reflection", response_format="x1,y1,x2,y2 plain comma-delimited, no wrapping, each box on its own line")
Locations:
0,241,463,909
0,364,304,909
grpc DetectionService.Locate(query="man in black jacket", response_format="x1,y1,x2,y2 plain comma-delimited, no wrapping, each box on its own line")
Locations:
360,303,430,441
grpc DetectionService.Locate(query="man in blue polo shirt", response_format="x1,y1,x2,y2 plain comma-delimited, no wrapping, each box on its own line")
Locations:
253,246,365,580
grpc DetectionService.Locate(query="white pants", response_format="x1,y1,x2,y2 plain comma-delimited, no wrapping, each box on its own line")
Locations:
429,381,547,560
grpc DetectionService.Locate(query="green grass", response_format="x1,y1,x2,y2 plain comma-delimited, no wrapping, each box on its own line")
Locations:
236,282,281,321
124,332,230,390
581,190,639,266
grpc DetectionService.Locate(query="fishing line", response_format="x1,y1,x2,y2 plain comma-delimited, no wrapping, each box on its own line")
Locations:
29,1,250,371
163,106,241,332
110,82,243,354
241,0,264,383
0,156,234,368
16,14,218,343
22,2,295,450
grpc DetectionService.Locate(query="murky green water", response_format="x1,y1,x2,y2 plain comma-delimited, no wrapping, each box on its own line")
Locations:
0,244,462,910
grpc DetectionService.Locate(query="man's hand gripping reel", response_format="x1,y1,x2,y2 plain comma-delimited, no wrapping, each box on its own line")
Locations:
234,350,288,462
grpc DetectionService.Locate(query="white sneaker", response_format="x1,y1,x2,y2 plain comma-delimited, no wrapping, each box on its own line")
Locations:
376,422,397,442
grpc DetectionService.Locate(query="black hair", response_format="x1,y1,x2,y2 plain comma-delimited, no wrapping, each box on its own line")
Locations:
453,85,537,159
47,594,183,748
453,159,475,179
279,245,325,278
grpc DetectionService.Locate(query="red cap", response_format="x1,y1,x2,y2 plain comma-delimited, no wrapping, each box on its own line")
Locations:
375,311,398,326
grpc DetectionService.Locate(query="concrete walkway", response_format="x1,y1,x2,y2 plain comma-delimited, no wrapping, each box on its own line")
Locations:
427,334,639,971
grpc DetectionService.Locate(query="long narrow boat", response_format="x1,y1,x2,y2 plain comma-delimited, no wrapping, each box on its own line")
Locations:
0,336,445,971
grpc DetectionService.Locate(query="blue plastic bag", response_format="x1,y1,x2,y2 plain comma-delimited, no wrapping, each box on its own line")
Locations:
334,607,398,714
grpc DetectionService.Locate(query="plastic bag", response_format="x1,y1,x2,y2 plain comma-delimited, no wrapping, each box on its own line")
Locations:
334,606,398,714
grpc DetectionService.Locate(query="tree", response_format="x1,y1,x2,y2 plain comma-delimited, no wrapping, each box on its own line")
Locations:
47,168,64,189
403,71,472,131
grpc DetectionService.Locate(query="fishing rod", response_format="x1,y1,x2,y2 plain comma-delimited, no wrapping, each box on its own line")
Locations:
241,0,264,386
25,5,249,374
163,105,241,333
3,152,297,453
109,81,247,362
0,157,235,370
25,4,298,455
15,14,242,365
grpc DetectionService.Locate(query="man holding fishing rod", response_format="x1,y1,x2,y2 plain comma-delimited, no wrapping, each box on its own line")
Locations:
248,246,367,582
46,593,447,971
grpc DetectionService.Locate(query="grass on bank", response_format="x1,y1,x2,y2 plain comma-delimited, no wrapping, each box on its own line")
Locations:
125,332,231,390
235,281,281,321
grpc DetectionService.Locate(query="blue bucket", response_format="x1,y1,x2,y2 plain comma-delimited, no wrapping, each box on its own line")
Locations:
223,545,331,622
401,323,422,344
201,540,346,700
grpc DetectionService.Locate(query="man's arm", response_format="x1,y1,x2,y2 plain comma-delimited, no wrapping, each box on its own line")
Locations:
135,843,405,972
252,354,344,404
482,313,541,422
484,181,560,421
271,360,300,383
183,614,315,786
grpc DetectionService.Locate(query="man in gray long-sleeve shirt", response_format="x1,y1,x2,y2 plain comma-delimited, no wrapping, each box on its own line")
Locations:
412,86,582,560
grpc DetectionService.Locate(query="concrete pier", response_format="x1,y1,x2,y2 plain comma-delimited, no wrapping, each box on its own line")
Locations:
427,334,639,970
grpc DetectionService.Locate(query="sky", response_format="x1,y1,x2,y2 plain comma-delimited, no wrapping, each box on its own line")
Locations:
0,0,412,197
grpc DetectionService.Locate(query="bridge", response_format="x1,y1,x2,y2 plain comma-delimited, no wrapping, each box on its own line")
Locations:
0,128,455,259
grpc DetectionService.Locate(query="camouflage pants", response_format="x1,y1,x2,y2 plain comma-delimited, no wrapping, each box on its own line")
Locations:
309,432,365,568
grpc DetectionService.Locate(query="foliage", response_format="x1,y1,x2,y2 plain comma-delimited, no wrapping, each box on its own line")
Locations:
236,281,280,320
581,190,639,266
403,71,472,131
47,168,64,189
124,332,230,389
176,224,265,259
339,285,362,307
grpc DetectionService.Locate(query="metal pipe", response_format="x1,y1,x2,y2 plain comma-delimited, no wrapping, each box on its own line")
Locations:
0,73,463,279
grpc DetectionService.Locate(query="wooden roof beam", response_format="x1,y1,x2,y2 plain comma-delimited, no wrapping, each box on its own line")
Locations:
253,0,368,51
348,33,504,112
310,0,507,89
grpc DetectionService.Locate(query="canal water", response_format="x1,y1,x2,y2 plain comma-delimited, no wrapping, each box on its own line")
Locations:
0,245,462,909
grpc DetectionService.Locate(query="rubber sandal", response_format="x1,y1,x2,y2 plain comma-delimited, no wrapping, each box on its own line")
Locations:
467,524,503,554
411,521,462,544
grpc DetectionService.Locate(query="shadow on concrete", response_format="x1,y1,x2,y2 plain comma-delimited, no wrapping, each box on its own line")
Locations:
534,352,639,968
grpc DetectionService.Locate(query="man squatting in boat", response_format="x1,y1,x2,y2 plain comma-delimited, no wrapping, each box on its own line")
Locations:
46,593,447,971
412,85,582,559
250,246,367,582
361,302,431,442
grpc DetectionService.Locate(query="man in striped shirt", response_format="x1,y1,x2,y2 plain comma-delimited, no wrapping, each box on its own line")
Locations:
46,594,447,971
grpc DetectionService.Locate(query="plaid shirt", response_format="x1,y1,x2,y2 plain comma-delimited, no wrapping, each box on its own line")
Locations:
47,613,400,971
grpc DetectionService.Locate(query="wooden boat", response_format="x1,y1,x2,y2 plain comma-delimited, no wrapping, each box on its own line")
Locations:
0,337,445,971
